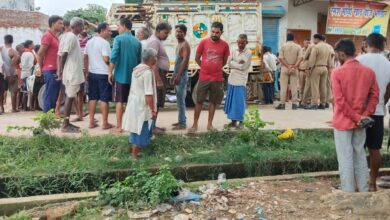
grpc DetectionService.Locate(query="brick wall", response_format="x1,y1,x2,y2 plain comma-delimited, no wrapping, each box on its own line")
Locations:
0,0,34,11
0,9,48,30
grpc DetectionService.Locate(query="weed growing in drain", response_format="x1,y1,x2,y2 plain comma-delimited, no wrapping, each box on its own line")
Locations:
242,106,273,146
7,212,30,220
99,165,182,210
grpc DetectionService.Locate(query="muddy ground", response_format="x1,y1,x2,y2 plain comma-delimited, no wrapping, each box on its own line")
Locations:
14,177,390,220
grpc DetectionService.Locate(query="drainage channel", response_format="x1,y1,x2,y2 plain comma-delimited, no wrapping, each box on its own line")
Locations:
2,154,389,199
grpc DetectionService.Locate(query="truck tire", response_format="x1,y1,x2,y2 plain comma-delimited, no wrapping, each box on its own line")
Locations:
37,85,65,111
38,84,45,110
185,71,199,107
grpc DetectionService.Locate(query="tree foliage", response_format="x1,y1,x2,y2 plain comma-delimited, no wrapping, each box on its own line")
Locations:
63,4,107,24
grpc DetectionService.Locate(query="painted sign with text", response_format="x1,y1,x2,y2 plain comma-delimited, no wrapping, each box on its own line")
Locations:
326,0,390,36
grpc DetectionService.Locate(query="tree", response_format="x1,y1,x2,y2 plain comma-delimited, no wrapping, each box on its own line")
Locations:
64,4,107,25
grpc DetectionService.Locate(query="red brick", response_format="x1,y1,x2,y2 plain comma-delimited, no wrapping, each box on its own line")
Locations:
0,9,48,29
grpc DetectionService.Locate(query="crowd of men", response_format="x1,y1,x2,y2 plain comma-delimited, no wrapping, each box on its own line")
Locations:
1,15,390,188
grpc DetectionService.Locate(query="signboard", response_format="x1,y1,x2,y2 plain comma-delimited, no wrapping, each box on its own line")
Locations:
326,0,390,36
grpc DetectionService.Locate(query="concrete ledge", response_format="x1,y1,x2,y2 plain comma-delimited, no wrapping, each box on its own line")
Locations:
0,192,97,216
191,168,390,185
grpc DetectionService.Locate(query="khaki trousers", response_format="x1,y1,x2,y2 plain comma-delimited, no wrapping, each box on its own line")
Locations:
280,67,298,104
310,66,328,104
302,73,311,103
326,69,333,103
298,70,306,101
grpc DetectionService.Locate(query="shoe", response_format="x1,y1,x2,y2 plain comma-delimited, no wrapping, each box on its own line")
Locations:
325,103,330,108
275,104,285,110
172,124,187,130
318,103,326,109
226,122,237,128
292,104,298,110
153,127,166,135
304,104,318,110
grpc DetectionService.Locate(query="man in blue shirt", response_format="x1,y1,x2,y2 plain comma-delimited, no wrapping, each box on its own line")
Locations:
109,18,142,133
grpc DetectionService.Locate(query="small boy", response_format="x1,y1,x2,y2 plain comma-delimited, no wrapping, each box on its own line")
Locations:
224,34,252,128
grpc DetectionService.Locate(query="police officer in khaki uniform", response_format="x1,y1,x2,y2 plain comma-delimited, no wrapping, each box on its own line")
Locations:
297,39,311,106
276,33,301,110
305,34,332,110
323,35,335,108
301,43,314,107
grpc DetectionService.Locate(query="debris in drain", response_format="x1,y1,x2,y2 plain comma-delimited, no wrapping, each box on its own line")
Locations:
171,189,201,203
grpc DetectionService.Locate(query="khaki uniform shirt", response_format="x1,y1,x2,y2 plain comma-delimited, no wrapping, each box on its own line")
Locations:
298,46,309,70
279,41,301,68
326,43,335,69
307,42,332,69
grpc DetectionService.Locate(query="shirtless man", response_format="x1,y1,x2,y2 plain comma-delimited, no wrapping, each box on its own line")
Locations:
1,35,20,112
170,24,191,130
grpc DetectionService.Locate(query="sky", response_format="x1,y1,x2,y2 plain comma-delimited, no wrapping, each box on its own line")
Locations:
35,0,123,16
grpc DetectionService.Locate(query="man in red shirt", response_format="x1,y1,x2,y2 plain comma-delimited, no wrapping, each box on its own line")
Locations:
188,22,230,133
332,39,379,193
37,15,64,113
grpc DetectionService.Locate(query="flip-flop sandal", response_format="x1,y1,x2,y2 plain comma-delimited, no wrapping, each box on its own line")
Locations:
89,123,99,129
172,124,186,130
61,125,80,133
155,126,166,131
110,128,123,134
153,128,165,135
102,124,114,130
83,112,89,117
71,117,83,122
207,127,218,132
187,127,197,134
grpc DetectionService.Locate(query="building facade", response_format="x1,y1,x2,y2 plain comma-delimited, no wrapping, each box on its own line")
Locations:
0,0,34,11
0,0,47,47
272,0,390,52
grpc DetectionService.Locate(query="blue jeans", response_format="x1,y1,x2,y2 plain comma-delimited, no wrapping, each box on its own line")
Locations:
175,73,187,126
262,83,273,104
274,69,280,95
43,70,61,113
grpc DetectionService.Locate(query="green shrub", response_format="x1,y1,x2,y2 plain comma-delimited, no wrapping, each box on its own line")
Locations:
242,106,273,146
99,165,181,209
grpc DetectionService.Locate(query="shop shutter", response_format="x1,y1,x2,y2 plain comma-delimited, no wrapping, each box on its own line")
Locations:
262,18,280,54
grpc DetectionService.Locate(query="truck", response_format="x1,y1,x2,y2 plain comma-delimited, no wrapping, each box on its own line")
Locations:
107,0,264,107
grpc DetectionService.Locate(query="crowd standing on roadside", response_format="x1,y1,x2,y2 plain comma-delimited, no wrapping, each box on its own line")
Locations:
2,15,390,191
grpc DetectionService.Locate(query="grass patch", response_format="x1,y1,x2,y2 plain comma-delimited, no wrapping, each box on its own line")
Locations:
0,130,336,177
1,129,387,198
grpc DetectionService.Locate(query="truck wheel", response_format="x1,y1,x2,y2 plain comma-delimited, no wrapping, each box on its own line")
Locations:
38,85,65,111
185,71,199,108
38,84,46,110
